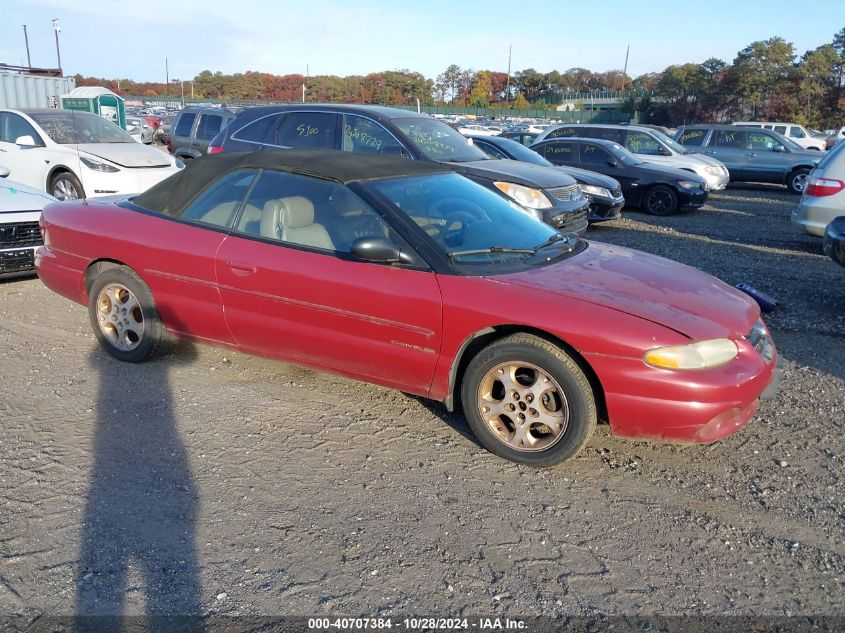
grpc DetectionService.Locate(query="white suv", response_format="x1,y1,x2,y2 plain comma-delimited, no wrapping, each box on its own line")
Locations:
0,166,55,279
733,122,826,151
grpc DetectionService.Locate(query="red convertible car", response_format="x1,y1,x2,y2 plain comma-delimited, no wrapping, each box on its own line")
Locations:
37,150,780,467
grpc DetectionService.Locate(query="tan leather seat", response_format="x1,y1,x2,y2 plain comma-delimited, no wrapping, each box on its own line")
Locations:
259,196,334,251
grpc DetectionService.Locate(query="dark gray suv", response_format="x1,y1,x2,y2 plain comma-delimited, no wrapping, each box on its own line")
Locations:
207,105,593,234
674,125,821,194
168,106,238,161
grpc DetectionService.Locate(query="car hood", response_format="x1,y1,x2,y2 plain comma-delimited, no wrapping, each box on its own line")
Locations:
78,143,173,168
0,178,56,211
446,158,577,188
684,152,726,169
632,161,707,183
491,241,759,340
555,165,621,190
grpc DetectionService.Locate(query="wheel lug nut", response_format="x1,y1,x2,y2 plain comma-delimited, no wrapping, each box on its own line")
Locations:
513,392,520,401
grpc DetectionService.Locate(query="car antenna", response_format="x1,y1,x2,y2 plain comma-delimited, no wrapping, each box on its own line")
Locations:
71,109,88,205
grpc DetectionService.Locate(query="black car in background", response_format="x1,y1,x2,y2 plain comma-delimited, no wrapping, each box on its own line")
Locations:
210,105,591,234
467,134,624,223
531,137,708,215
499,131,539,147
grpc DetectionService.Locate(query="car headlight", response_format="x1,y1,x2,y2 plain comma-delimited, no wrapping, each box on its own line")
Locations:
494,181,553,209
705,166,721,176
644,339,738,370
80,156,120,173
678,180,701,190
580,184,611,198
175,158,186,169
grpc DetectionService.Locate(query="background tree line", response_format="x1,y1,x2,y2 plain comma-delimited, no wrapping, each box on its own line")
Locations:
76,27,844,128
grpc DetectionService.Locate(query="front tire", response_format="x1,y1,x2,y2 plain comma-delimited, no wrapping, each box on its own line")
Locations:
51,171,85,201
787,167,810,194
642,185,678,216
87,266,164,363
461,334,597,467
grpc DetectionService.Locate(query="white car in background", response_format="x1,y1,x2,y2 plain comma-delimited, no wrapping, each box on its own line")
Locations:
0,109,183,200
457,124,499,136
0,166,55,279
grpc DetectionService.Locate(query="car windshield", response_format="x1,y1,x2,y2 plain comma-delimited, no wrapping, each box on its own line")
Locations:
494,138,552,166
653,131,688,154
393,117,490,162
364,172,569,267
29,111,134,144
606,142,644,165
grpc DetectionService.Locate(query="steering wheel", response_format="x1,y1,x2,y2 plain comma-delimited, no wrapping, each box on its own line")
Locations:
428,198,488,244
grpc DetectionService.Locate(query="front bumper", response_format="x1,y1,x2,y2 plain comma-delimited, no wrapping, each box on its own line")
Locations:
543,197,591,236
702,171,730,191
679,188,709,208
0,245,37,278
79,165,179,197
584,324,778,444
587,195,625,223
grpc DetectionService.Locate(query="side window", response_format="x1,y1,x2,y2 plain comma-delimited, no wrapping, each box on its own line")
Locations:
233,114,283,144
591,128,625,143
178,170,257,227
0,113,42,145
715,130,745,149
545,127,580,140
747,132,780,151
340,115,400,153
274,112,337,149
521,133,537,146
234,170,403,256
580,143,610,165
790,126,806,138
677,129,706,146
474,140,508,159
540,142,577,164
773,125,787,135
173,113,196,138
626,131,662,155
196,114,223,142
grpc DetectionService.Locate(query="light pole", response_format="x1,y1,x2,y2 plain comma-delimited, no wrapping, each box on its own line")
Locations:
51,18,62,74
172,79,184,106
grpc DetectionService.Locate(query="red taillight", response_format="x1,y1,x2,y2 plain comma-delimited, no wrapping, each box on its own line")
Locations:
208,145,224,155
806,176,845,197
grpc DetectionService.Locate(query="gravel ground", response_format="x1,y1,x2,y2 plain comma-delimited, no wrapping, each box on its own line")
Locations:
0,184,843,627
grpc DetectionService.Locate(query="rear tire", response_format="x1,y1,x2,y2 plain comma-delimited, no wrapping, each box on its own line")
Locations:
460,334,597,467
642,185,678,216
87,266,163,363
787,167,810,194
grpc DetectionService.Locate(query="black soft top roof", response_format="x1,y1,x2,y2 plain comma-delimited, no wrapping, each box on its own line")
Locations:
132,149,449,215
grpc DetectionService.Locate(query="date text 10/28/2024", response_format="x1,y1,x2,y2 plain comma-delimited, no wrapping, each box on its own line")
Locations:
308,618,527,630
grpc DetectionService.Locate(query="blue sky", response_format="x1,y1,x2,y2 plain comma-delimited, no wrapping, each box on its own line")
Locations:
2,1,842,82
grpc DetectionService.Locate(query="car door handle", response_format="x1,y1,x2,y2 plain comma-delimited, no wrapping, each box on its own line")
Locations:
226,260,257,275
744,152,757,157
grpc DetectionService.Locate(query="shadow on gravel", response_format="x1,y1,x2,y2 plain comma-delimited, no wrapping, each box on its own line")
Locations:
75,341,204,632
405,394,483,448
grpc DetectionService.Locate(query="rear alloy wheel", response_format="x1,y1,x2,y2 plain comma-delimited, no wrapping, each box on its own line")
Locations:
643,185,678,216
787,168,810,194
88,266,164,362
461,334,597,467
51,172,85,201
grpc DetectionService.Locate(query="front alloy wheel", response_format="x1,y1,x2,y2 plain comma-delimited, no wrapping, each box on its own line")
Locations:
461,333,597,467
478,361,569,452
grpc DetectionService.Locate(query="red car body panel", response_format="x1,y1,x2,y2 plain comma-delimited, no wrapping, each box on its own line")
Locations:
36,200,778,445
214,233,442,394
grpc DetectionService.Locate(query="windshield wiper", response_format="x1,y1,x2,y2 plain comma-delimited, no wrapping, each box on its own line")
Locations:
448,246,536,259
533,233,571,250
